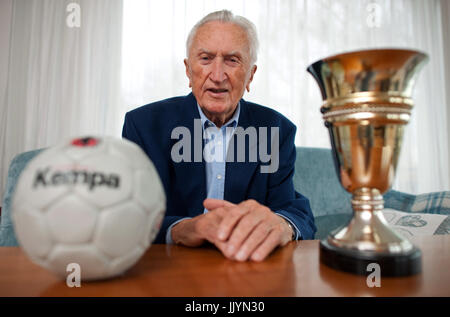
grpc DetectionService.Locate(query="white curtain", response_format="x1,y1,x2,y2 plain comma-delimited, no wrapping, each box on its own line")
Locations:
1,0,449,203
0,0,123,201
121,0,450,194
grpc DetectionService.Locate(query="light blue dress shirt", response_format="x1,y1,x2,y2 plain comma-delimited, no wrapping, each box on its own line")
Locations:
166,103,299,244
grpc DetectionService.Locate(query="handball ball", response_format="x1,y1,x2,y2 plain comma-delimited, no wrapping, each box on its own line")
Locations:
11,136,166,281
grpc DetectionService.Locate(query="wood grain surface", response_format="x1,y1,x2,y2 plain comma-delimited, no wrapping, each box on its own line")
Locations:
0,236,449,297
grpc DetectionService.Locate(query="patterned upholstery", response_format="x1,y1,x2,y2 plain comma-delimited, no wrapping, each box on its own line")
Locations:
385,190,450,215
0,149,44,246
384,190,450,235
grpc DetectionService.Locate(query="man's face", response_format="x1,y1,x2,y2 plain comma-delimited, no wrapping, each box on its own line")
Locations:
185,21,257,124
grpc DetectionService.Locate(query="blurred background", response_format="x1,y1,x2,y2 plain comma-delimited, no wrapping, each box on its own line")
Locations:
0,0,449,201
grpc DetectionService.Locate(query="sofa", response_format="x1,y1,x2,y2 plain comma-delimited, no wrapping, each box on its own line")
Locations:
1,147,449,246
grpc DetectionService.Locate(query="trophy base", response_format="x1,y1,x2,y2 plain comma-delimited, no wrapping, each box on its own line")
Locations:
320,239,422,277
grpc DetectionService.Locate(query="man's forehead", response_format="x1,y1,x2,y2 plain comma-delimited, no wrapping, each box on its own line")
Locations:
196,48,243,56
191,22,250,56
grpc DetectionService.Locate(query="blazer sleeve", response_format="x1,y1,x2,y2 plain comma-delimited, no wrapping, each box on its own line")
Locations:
122,112,186,244
266,124,317,240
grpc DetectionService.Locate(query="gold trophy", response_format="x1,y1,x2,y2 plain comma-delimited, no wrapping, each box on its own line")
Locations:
307,49,428,276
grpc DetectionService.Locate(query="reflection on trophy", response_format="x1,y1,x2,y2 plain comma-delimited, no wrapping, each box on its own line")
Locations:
307,49,428,276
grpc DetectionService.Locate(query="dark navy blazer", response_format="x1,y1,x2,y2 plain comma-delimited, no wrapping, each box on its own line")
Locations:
122,93,316,243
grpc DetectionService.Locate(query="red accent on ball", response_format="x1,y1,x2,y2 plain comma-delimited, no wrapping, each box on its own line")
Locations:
71,137,99,147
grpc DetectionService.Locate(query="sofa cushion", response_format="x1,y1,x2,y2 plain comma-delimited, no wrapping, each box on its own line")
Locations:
294,147,352,218
0,149,43,246
314,213,352,240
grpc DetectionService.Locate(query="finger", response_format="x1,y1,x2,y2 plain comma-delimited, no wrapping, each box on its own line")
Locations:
202,222,221,242
250,229,283,262
224,210,265,257
195,211,223,242
200,227,230,259
195,215,232,258
217,202,254,241
203,198,235,211
234,222,271,262
213,240,230,258
221,200,268,246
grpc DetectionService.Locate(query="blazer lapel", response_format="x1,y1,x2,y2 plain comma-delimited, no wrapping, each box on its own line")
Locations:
171,93,206,216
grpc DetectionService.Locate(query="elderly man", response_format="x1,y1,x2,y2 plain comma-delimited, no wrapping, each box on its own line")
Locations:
122,10,316,262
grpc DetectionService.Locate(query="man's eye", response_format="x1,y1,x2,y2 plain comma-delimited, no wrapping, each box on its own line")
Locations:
201,56,210,61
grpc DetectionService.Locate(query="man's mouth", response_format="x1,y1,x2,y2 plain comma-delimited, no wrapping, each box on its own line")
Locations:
206,88,229,95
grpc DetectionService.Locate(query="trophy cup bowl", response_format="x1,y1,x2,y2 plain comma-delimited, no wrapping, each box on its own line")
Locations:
307,48,428,276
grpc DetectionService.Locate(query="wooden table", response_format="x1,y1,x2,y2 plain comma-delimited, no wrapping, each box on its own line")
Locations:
0,235,449,297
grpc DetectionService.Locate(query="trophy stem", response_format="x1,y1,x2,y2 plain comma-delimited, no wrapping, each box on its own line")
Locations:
351,188,384,213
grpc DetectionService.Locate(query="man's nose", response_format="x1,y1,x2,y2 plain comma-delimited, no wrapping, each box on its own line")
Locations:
209,59,227,83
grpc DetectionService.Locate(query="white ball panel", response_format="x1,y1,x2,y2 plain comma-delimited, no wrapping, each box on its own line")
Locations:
46,195,98,244
133,168,166,214
144,208,164,246
94,202,147,258
12,206,53,258
109,246,145,277
106,140,136,169
47,244,111,280
109,138,154,170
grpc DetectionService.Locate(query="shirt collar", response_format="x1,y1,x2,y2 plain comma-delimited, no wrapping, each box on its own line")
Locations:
197,102,240,130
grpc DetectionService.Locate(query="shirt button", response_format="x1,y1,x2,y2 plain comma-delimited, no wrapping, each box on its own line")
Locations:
217,174,222,180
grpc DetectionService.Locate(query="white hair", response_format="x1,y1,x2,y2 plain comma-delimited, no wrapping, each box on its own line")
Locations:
186,10,259,65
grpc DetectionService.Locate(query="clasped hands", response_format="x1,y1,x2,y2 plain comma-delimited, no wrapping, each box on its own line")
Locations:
171,198,294,261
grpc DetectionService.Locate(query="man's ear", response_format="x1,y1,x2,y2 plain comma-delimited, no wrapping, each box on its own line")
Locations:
184,59,192,88
246,65,257,92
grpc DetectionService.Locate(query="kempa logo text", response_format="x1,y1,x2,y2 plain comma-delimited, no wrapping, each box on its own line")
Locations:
33,167,121,191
